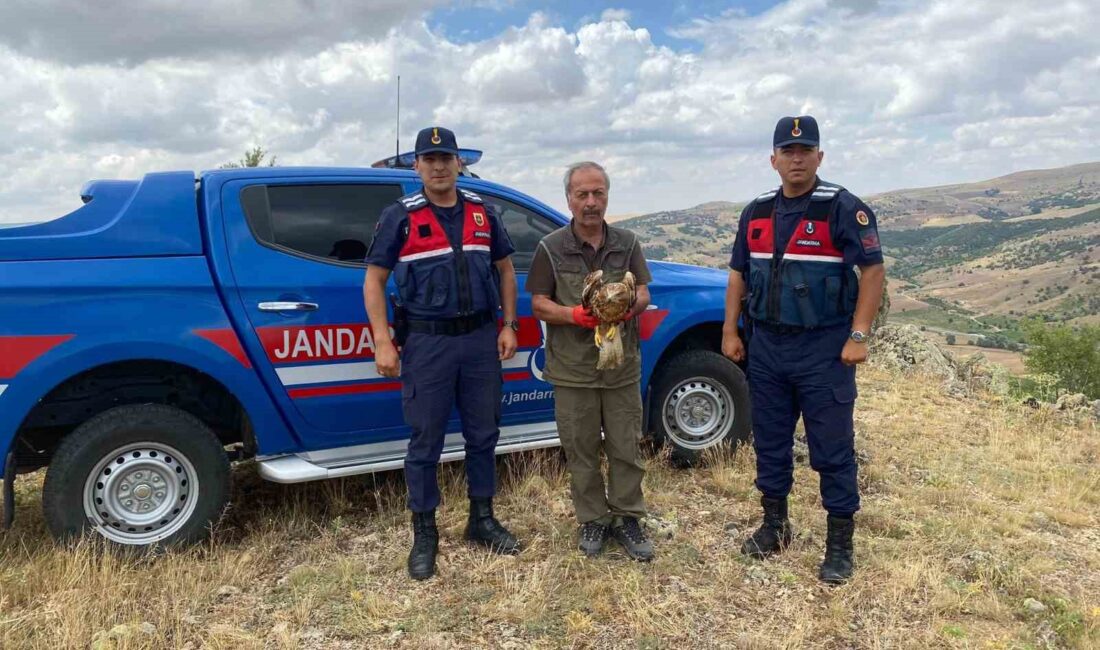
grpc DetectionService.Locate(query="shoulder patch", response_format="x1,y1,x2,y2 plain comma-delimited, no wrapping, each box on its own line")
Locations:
399,192,427,210
458,188,484,204
859,227,881,253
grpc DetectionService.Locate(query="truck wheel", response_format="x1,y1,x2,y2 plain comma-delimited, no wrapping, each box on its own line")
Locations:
650,350,751,468
43,404,230,548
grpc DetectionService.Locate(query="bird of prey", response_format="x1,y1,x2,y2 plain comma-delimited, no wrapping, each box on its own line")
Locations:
581,270,637,370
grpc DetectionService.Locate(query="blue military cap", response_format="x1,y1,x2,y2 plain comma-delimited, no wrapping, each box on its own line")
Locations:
774,115,820,148
415,126,460,156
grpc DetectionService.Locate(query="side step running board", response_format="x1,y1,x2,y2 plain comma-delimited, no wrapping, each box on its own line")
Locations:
257,422,560,484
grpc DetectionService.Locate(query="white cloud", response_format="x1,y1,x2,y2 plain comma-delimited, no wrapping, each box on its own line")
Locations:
0,0,1097,224
601,8,632,22
463,16,586,104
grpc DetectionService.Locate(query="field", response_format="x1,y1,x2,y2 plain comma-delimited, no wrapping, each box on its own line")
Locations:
1,368,1097,649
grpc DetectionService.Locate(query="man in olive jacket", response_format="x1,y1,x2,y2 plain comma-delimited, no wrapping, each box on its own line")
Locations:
526,161,655,561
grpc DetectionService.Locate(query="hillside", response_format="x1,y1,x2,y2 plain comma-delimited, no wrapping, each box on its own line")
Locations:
618,201,741,268
1,368,1097,648
887,209,1100,328
870,162,1100,230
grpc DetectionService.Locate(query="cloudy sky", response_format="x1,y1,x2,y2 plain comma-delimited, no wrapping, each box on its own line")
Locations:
1,0,1097,224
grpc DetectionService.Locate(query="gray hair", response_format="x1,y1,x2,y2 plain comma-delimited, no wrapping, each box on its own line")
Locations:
563,161,610,196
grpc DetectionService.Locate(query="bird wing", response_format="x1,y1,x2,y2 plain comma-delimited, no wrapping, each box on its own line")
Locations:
582,270,603,309
623,271,636,307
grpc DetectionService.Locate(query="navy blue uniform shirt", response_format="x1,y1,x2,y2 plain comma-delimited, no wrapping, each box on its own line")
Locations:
728,182,883,274
366,197,516,269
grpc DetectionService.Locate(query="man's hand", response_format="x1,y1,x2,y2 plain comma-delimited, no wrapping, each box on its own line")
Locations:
840,339,868,366
571,305,599,329
498,327,517,361
722,330,745,362
376,340,401,377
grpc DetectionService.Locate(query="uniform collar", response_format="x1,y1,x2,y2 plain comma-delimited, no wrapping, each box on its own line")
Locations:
780,176,820,201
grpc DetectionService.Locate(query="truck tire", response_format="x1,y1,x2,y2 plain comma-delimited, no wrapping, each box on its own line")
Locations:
649,350,751,468
43,404,230,548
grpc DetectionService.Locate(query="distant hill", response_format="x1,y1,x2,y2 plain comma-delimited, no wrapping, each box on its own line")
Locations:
623,162,1100,328
869,161,1100,230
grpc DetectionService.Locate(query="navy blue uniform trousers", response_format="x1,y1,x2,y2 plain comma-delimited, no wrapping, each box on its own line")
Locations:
747,323,860,517
401,322,502,513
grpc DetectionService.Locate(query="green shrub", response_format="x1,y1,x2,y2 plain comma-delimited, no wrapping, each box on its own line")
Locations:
1023,320,1100,398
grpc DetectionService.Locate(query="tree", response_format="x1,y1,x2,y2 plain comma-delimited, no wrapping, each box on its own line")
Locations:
1023,320,1100,398
220,146,277,169
945,334,956,345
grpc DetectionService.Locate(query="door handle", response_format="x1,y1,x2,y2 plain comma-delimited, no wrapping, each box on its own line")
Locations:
258,302,319,312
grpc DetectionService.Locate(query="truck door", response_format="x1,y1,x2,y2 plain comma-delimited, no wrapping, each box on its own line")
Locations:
219,177,410,450
473,190,560,424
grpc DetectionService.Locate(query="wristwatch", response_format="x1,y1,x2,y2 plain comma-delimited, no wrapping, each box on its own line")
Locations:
503,320,520,332
850,330,868,343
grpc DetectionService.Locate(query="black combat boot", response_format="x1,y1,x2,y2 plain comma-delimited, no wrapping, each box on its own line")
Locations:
818,515,855,584
464,497,521,555
740,495,793,559
408,510,439,581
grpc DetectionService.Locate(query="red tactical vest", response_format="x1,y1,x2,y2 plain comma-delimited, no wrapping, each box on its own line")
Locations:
392,190,499,318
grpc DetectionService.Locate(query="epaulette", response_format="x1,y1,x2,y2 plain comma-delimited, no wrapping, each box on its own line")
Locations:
458,188,484,204
754,186,780,202
398,192,427,210
810,181,845,202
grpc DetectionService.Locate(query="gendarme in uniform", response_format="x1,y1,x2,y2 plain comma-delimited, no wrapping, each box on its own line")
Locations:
725,115,885,584
364,126,521,581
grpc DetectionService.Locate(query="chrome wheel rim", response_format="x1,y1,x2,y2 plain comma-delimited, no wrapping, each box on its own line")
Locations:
82,442,198,545
661,377,735,451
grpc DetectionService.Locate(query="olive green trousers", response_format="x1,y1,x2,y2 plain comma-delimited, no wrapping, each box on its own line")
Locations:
553,383,647,525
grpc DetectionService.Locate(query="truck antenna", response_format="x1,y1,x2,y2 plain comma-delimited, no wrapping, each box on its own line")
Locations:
395,75,401,158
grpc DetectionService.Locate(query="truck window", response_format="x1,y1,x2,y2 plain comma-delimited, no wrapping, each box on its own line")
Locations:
240,184,404,265
480,195,559,272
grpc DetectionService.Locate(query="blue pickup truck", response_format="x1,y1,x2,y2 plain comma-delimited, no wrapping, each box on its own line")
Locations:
0,165,749,549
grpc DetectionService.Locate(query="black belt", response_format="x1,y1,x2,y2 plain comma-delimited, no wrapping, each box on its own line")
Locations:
754,320,808,335
408,311,494,336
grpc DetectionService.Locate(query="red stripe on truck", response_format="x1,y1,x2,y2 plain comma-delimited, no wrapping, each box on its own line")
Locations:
193,329,252,369
288,381,401,399
0,335,74,379
638,309,669,341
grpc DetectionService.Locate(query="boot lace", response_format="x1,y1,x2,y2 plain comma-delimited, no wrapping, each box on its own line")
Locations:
618,518,648,544
581,522,606,542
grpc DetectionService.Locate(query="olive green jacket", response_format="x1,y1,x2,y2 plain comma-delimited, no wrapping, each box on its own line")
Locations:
532,224,651,388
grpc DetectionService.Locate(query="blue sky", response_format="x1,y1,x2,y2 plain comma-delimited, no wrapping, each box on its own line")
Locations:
429,1,777,49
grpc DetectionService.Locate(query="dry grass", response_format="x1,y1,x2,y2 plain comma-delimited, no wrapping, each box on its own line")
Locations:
1,368,1098,649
